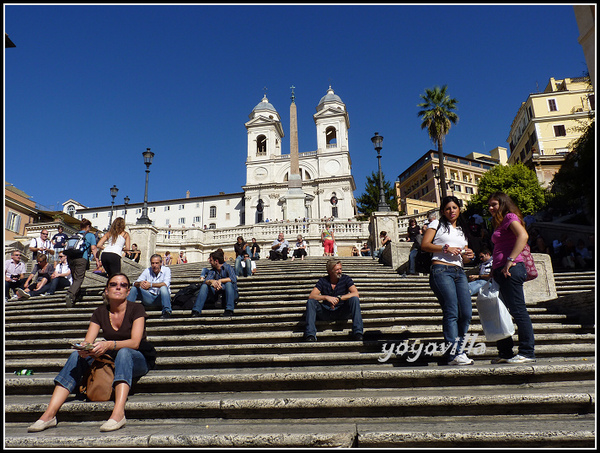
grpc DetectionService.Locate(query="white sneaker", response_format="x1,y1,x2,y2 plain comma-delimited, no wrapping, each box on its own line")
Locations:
16,288,31,300
506,354,536,364
448,353,474,366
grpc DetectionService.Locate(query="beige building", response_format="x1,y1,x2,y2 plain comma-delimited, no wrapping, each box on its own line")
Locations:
506,77,594,188
5,183,37,243
395,147,507,214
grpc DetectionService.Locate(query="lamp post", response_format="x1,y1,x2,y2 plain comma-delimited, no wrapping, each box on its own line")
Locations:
371,132,390,212
136,148,154,225
433,167,441,204
109,185,119,228
123,195,130,224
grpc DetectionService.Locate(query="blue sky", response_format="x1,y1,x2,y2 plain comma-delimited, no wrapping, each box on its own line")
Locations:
5,4,589,212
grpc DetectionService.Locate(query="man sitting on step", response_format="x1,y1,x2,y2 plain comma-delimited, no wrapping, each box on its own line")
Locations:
191,249,238,318
127,254,172,319
303,259,364,342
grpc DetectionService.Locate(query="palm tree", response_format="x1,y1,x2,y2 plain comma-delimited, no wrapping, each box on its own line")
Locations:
417,85,459,199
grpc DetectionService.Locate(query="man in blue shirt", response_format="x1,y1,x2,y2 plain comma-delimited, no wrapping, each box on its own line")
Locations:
66,219,97,308
191,250,238,318
128,254,172,319
51,226,68,265
303,259,364,342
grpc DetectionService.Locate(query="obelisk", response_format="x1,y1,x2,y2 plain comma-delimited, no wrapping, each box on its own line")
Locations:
285,85,306,220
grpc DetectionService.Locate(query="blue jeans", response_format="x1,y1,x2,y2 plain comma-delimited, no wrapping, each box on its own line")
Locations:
235,254,252,277
468,279,488,296
408,249,418,274
127,286,172,314
192,281,238,314
48,277,71,295
493,263,535,359
54,348,149,392
429,264,472,359
304,296,363,337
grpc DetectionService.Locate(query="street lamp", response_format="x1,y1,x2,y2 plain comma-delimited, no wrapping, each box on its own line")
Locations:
109,185,119,228
136,148,155,225
371,132,390,212
123,195,130,224
433,167,442,203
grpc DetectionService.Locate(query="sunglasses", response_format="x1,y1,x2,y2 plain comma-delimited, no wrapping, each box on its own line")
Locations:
108,282,129,289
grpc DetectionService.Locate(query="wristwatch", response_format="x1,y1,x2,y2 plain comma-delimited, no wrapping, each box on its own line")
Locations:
507,257,515,262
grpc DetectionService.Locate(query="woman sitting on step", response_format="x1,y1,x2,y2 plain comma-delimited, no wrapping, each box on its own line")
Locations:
28,273,156,433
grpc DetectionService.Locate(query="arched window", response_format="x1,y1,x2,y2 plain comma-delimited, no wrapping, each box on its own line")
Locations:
67,205,75,217
326,127,337,147
256,135,267,156
209,206,217,218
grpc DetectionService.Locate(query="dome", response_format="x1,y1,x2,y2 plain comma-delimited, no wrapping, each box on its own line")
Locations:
252,94,278,115
317,86,344,111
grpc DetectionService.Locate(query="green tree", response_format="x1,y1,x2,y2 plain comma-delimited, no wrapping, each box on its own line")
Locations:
417,85,459,199
356,171,398,220
467,164,545,216
549,119,595,221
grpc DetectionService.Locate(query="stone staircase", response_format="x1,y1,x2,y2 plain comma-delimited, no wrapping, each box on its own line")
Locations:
4,257,595,448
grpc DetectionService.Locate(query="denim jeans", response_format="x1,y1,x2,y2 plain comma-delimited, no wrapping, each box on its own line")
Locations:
48,277,71,295
127,286,172,314
304,296,363,337
235,255,252,277
468,279,488,296
493,263,535,359
429,264,472,358
408,249,418,274
54,348,149,392
192,281,238,314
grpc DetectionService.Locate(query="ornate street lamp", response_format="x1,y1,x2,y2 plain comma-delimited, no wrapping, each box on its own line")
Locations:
136,148,154,225
109,185,119,228
123,195,130,224
371,132,390,211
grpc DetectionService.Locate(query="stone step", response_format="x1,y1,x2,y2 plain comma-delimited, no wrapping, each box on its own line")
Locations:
5,361,595,395
5,261,594,448
5,345,595,374
5,380,595,424
4,414,596,448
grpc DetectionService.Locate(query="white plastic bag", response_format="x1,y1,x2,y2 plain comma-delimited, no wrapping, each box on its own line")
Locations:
476,279,515,341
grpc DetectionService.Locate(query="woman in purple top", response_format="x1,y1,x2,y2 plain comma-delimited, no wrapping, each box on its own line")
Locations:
488,192,535,364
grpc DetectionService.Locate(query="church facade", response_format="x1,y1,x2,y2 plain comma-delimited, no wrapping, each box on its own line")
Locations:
63,86,357,232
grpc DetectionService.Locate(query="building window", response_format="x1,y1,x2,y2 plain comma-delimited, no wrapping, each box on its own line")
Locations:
226,213,230,220
67,205,76,217
6,211,21,233
92,213,98,218
178,218,185,225
256,135,267,156
193,216,201,223
326,126,337,147
553,125,566,137
548,99,558,112
209,206,217,218
150,207,156,213
164,206,170,211
209,223,216,229
179,204,185,210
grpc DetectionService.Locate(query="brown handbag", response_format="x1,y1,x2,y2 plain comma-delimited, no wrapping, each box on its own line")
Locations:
80,355,115,402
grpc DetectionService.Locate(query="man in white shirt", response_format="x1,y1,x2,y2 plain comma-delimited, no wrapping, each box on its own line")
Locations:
5,250,27,300
127,254,172,319
29,229,54,260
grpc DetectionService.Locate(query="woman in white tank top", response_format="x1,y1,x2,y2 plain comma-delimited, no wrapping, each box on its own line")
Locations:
96,217,130,277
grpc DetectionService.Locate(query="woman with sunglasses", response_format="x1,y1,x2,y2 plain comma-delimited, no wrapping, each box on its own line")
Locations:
28,273,156,433
421,196,475,366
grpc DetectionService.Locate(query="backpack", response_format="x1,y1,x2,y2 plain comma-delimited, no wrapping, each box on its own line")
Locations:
171,283,202,310
64,232,89,259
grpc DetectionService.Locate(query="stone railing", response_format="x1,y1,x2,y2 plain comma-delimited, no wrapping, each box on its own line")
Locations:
154,220,371,262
